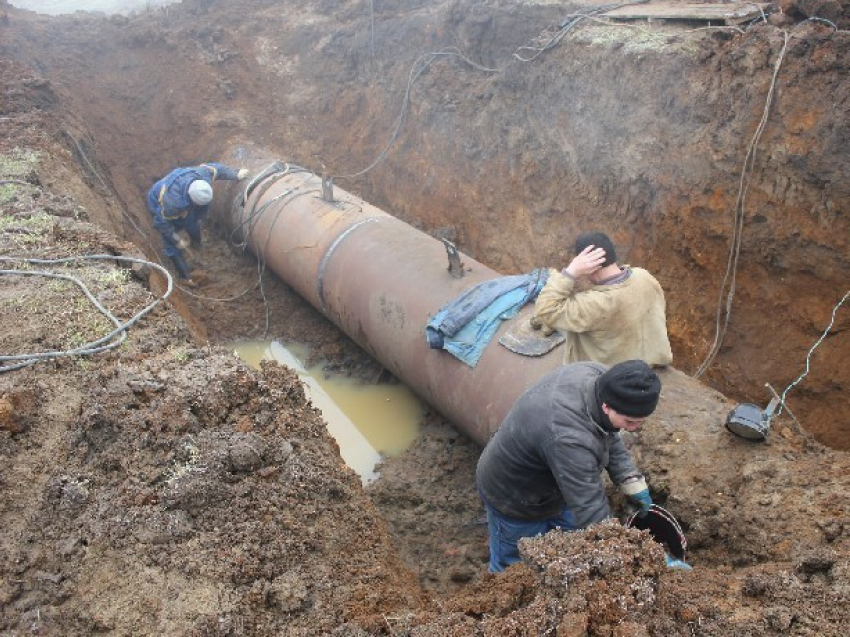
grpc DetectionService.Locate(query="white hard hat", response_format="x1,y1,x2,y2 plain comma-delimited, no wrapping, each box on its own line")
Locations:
188,180,213,205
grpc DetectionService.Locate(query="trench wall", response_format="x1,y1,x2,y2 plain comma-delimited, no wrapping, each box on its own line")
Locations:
2,0,846,446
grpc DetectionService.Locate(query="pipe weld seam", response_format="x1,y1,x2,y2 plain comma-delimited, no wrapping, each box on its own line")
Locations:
317,217,380,315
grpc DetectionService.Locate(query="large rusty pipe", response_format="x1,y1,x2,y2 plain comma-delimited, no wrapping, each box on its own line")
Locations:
223,154,562,446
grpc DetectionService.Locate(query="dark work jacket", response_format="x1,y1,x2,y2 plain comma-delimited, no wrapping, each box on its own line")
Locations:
476,362,641,528
145,162,240,238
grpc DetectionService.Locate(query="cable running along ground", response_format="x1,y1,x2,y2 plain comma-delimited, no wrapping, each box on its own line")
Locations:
0,255,173,372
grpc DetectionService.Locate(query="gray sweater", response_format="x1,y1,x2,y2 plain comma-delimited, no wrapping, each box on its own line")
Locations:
476,362,641,528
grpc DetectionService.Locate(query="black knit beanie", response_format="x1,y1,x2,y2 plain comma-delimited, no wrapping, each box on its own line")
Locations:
598,360,661,417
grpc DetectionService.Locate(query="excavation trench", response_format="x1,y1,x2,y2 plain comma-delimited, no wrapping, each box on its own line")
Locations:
136,157,843,601
3,1,845,449
1,1,848,633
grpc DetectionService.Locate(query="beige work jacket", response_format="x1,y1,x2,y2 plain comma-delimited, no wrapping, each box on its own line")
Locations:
534,267,673,367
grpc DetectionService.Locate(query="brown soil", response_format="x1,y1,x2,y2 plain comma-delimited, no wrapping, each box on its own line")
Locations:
1,1,848,635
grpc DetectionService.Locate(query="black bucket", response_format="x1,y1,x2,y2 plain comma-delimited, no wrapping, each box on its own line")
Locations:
626,504,687,561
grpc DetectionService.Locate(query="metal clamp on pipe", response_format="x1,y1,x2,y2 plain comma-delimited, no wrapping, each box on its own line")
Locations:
322,174,334,202
442,238,465,278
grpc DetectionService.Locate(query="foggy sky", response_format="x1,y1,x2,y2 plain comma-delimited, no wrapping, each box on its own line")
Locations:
10,0,176,15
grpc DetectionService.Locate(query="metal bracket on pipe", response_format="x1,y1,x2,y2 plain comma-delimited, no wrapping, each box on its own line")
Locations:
441,238,465,278
321,174,334,202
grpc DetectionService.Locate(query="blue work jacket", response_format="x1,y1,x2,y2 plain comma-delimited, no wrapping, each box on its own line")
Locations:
146,163,240,237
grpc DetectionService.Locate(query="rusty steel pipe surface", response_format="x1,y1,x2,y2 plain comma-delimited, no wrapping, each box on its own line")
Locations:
224,153,562,446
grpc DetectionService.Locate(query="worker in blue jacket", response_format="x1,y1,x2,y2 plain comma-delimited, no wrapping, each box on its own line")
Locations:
146,162,249,284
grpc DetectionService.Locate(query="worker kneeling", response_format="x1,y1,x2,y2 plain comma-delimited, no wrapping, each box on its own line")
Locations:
476,359,661,573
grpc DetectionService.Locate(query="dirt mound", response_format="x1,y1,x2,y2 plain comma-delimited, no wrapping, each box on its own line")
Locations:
0,184,427,633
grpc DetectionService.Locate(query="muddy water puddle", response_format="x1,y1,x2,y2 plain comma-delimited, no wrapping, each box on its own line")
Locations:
234,340,424,483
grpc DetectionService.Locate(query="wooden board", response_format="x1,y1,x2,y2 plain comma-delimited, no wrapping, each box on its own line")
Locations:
603,2,773,25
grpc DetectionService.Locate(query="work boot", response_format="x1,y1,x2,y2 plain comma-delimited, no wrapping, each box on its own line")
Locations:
189,235,202,250
170,254,193,280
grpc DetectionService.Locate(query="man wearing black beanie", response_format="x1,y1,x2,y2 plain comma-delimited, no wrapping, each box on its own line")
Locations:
597,359,662,422
476,360,660,572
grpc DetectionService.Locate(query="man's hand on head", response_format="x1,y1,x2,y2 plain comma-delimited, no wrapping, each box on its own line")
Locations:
564,245,606,278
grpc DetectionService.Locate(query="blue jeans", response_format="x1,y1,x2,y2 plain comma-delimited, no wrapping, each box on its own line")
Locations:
482,498,578,573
